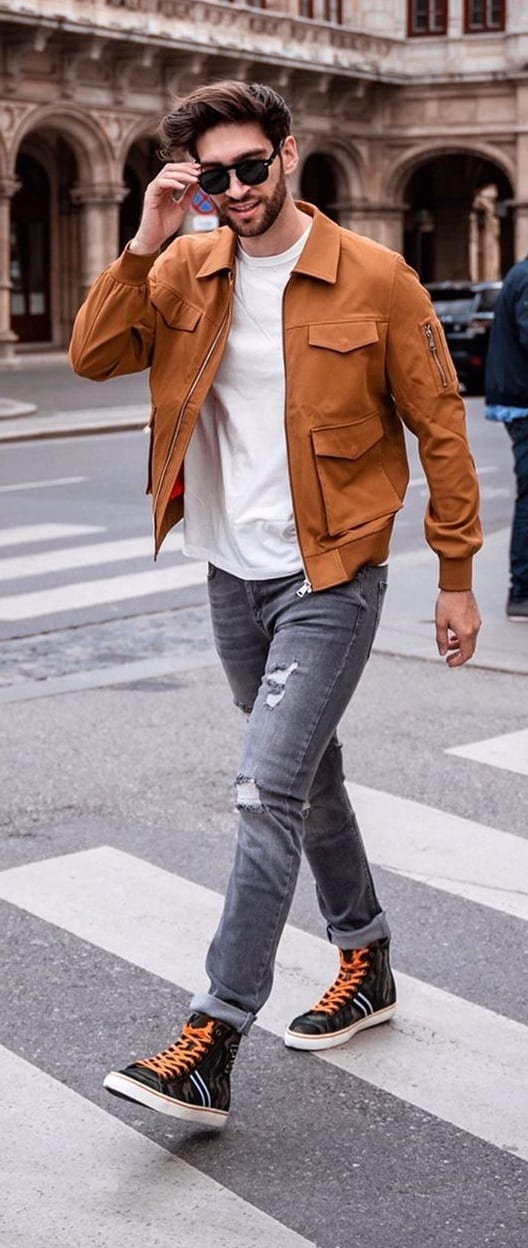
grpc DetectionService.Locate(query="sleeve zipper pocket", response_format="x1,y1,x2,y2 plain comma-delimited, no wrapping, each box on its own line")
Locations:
423,322,449,388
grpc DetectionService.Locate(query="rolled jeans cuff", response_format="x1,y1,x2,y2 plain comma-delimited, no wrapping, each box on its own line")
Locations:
327,909,391,949
189,991,255,1035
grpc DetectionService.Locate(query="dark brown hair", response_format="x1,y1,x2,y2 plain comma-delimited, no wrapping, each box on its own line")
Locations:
159,81,292,160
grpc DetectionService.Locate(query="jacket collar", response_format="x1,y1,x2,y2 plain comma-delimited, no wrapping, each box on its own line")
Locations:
196,228,237,279
195,201,340,283
291,202,341,284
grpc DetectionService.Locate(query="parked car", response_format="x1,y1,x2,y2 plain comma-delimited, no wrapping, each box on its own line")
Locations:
425,280,502,394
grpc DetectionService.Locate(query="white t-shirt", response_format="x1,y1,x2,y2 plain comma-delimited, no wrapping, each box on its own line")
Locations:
182,224,311,579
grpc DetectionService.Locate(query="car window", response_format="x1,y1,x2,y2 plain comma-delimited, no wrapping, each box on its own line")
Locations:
429,297,475,318
474,288,501,313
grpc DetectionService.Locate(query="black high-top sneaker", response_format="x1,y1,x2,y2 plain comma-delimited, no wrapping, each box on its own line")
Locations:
103,1012,241,1127
506,596,528,619
284,938,396,1051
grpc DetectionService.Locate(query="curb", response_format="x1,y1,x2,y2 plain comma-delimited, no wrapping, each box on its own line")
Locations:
0,352,70,370
0,417,147,444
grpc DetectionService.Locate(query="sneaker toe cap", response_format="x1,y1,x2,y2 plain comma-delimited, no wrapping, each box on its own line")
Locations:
121,1063,163,1091
287,1015,326,1036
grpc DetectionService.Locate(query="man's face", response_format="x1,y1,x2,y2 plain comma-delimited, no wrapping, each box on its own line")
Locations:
195,122,295,238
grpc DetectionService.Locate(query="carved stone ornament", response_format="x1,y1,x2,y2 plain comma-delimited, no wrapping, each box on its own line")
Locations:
97,112,142,154
70,182,128,206
105,0,193,13
0,176,22,200
0,102,35,140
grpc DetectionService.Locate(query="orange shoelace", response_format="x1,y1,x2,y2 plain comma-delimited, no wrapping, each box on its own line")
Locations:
137,1019,216,1079
310,946,370,1014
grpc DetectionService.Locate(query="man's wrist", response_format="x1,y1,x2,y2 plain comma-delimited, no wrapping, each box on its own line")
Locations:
128,237,160,256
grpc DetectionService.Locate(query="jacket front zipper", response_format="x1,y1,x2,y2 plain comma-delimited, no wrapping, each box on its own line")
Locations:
424,322,448,387
282,278,312,597
153,273,234,517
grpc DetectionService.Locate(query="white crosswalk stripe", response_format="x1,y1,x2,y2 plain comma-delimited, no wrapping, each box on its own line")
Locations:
0,476,88,493
0,532,183,581
347,782,528,920
1,1046,315,1248
1,841,526,1161
0,523,103,547
446,728,528,777
0,563,207,619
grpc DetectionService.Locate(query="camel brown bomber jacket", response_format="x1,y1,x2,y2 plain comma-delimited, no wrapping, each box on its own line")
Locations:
69,202,482,592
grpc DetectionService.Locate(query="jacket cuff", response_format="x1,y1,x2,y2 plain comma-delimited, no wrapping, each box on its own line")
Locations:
107,245,159,286
438,557,473,591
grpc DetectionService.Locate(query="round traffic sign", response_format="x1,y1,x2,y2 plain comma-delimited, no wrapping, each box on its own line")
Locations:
191,189,215,215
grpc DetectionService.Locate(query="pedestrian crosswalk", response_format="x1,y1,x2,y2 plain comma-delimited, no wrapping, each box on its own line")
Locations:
0,534,183,581
0,522,206,625
2,749,527,1244
1,521,527,1244
0,562,208,620
1,843,526,1161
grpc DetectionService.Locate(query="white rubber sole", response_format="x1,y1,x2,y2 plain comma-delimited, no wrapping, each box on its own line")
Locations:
283,1003,396,1051
103,1071,228,1128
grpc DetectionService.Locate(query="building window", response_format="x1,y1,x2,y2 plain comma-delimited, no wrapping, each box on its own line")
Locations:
408,1,448,35
297,0,342,20
464,0,505,31
323,0,343,22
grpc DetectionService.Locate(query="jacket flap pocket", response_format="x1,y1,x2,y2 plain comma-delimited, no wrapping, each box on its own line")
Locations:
312,411,384,460
151,286,201,331
308,321,379,353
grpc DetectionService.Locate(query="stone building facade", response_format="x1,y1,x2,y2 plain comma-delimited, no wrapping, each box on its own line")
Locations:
0,0,526,357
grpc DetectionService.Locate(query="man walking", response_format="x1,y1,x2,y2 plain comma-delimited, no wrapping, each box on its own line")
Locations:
70,81,482,1128
485,258,528,618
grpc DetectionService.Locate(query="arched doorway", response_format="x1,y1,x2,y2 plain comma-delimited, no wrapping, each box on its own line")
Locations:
300,153,340,223
10,132,82,345
402,153,514,282
8,108,116,348
10,153,51,342
120,136,162,250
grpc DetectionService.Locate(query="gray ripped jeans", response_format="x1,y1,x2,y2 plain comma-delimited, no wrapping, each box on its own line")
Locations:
189,563,391,1034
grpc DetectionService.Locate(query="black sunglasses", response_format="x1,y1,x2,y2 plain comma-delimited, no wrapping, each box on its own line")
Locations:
197,140,283,196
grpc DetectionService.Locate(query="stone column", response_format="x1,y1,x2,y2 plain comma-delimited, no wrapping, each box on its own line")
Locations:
511,200,528,261
337,200,405,252
70,184,127,302
0,176,20,364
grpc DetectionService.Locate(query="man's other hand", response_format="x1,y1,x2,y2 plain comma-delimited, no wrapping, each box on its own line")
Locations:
435,589,482,667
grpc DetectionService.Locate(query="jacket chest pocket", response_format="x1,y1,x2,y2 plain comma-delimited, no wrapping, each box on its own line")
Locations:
151,285,202,334
308,321,380,353
304,320,381,416
150,284,207,391
311,410,403,537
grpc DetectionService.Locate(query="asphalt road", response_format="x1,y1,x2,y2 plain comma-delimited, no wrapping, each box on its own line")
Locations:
0,378,526,1248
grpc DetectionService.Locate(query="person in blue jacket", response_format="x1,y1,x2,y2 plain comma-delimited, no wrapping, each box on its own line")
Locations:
485,257,528,618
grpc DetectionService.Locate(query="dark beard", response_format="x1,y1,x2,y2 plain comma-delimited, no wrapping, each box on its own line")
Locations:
215,171,288,237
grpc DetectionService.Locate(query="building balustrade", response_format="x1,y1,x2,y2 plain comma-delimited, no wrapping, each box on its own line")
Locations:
1,1,526,82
